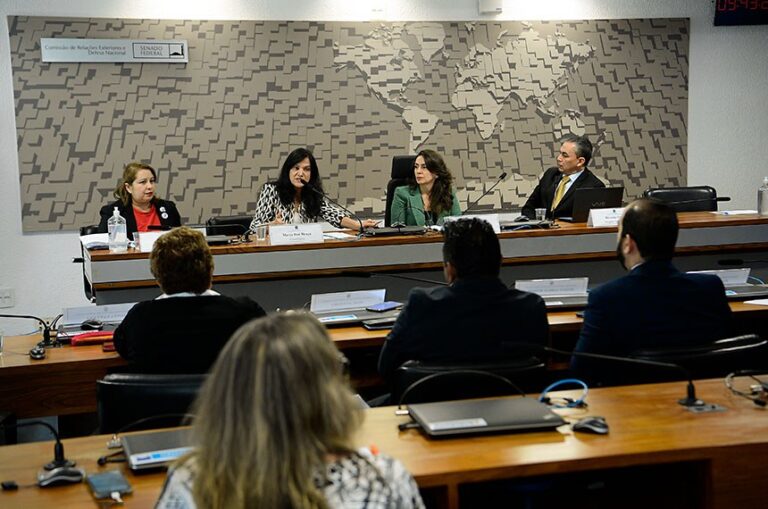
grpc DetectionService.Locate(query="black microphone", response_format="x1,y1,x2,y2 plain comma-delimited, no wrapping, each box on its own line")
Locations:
340,270,448,286
718,258,768,266
300,178,365,233
0,420,77,470
463,172,508,215
0,313,61,348
508,342,707,408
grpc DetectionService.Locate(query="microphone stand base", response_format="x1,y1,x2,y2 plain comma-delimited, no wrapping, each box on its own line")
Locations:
44,458,76,470
679,398,727,413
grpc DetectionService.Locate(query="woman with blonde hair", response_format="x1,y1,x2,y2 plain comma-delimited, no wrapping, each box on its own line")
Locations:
156,313,424,509
98,162,181,238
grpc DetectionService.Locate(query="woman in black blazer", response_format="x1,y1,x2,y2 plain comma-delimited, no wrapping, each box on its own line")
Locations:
98,162,181,238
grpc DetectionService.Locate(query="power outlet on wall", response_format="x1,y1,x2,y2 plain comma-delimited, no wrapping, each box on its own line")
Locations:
0,288,15,308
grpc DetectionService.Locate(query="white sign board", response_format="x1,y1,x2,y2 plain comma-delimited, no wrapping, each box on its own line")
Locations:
444,214,501,233
269,224,325,246
587,207,624,227
41,38,189,63
310,289,386,313
515,277,589,297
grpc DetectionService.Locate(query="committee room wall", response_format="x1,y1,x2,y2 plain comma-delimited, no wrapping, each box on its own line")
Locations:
0,0,765,332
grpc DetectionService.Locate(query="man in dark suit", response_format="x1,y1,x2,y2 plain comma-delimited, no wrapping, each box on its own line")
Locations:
572,199,733,385
377,217,549,383
521,134,605,219
114,227,266,373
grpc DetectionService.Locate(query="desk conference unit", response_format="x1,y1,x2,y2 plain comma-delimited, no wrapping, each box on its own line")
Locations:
1,379,768,508
84,213,768,308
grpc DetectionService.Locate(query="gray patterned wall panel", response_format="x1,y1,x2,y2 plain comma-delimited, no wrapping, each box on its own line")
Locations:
9,17,688,232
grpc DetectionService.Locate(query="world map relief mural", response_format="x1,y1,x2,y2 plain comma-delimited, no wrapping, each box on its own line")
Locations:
10,17,688,231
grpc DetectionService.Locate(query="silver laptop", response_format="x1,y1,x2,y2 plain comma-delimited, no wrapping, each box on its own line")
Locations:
407,397,565,438
558,187,624,223
313,309,400,327
122,428,192,471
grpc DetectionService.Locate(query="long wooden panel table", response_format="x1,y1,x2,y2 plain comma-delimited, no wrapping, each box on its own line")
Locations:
1,379,767,508
84,213,768,306
2,302,767,420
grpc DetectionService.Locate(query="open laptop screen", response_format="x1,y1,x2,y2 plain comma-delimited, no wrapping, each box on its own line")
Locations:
559,187,624,223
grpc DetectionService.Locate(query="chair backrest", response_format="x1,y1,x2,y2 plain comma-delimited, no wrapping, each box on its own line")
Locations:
642,186,718,212
80,224,101,236
392,356,546,405
629,334,768,382
206,215,253,236
385,155,416,226
96,373,207,434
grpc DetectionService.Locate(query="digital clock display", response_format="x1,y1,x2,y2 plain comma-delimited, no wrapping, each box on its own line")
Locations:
714,0,768,25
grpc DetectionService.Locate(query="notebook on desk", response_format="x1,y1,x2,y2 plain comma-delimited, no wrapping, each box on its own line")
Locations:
408,397,565,438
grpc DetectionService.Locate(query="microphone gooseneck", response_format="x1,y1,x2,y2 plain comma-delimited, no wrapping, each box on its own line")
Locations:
463,171,508,215
339,270,447,286
0,420,76,470
300,178,364,234
0,313,60,348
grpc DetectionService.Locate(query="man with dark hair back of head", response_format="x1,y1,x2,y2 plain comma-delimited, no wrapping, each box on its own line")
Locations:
377,218,549,393
572,199,733,385
114,227,266,373
521,134,605,220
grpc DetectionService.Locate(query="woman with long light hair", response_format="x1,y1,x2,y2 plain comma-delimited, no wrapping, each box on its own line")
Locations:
156,313,424,508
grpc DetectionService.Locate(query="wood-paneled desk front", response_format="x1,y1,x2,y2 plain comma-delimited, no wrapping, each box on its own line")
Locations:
2,302,767,420
1,379,767,508
84,213,768,306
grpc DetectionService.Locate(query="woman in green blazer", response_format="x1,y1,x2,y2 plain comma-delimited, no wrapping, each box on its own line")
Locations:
390,149,461,226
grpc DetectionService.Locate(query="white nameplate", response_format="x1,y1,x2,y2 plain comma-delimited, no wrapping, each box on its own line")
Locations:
41,38,189,63
269,224,325,246
311,289,386,313
61,302,137,327
137,231,166,253
688,268,750,287
587,207,624,227
445,213,501,233
515,277,589,297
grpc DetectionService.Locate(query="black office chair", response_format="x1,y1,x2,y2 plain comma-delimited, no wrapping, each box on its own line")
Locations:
642,186,719,212
628,334,768,383
96,373,207,434
391,356,546,405
384,155,416,226
206,215,253,236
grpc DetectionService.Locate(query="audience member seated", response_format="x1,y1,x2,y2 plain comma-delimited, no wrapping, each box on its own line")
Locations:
98,162,181,239
249,147,378,232
113,227,266,373
520,135,604,220
389,149,461,226
572,198,733,385
378,217,549,384
156,313,424,508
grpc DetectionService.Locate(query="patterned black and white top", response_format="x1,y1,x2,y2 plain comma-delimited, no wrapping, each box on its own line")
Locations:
155,447,425,509
249,182,346,231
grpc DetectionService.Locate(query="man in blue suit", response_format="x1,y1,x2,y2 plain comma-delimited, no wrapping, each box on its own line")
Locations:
572,198,733,384
378,217,549,384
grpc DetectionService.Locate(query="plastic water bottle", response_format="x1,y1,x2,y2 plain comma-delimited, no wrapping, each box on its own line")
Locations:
759,177,768,217
107,207,128,252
